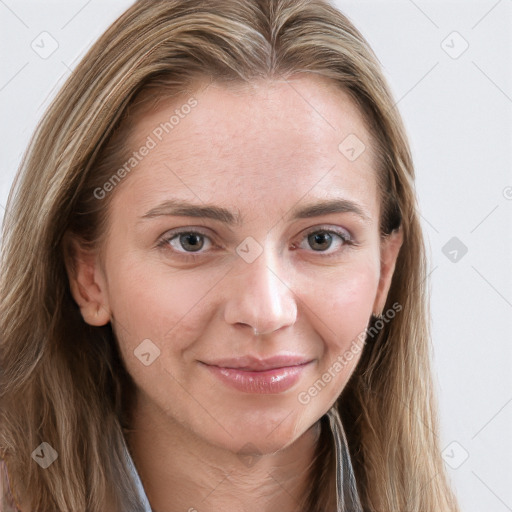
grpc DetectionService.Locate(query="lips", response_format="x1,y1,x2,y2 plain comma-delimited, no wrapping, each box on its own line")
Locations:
199,355,314,394
204,355,312,371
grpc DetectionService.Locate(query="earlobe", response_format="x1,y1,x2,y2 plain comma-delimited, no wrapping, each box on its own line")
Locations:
73,282,111,327
63,235,111,327
372,226,404,316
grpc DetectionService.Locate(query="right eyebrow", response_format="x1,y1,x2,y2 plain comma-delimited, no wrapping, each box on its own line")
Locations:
139,199,243,225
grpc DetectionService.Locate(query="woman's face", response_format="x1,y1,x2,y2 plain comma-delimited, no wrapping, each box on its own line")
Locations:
71,75,402,455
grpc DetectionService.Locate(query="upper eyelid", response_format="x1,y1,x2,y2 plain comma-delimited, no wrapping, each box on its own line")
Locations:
303,225,352,238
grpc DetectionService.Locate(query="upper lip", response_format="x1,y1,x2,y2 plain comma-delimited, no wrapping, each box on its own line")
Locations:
202,355,313,371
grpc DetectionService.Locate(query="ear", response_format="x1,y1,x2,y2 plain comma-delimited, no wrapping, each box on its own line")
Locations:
372,225,403,316
63,234,111,327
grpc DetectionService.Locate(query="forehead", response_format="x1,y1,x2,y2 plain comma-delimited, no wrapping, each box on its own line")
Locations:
112,74,380,221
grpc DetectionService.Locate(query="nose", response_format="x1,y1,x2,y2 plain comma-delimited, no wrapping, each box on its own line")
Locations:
223,245,298,336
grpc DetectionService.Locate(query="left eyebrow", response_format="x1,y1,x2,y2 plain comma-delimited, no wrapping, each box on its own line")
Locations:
287,198,372,224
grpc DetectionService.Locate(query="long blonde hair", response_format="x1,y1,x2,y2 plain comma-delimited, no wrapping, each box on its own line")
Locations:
0,0,460,510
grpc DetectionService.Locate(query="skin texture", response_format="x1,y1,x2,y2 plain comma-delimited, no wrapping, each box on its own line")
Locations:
68,74,403,512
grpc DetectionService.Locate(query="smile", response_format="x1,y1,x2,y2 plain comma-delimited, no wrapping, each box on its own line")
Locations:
199,358,314,394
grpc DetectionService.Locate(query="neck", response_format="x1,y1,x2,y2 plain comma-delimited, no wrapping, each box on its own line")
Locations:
125,393,322,512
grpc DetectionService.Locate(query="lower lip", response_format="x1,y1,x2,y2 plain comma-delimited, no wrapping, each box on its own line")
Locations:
201,362,312,394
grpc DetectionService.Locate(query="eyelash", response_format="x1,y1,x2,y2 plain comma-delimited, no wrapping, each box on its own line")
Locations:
156,226,355,261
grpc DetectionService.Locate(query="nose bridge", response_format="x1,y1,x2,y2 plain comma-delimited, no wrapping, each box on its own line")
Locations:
223,241,297,335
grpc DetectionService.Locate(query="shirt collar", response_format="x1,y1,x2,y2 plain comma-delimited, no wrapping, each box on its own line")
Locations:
122,435,153,512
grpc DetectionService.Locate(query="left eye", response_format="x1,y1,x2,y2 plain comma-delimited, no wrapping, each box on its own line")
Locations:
295,228,352,254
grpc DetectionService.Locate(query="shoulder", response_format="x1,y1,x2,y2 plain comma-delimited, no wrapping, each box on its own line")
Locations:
0,458,25,512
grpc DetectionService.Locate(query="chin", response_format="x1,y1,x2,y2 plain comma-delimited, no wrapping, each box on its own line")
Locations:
207,406,315,454
212,430,302,457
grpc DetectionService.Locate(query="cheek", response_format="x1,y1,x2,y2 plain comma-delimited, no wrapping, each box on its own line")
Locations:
294,258,379,405
104,255,224,358
301,257,379,345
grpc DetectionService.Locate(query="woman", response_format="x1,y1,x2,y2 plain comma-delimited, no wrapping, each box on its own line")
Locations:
0,0,461,511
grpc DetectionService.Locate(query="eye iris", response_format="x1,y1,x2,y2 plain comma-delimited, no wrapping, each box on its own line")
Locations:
180,233,204,252
308,232,332,251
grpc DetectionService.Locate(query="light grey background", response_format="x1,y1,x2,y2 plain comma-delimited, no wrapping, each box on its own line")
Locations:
1,1,511,510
